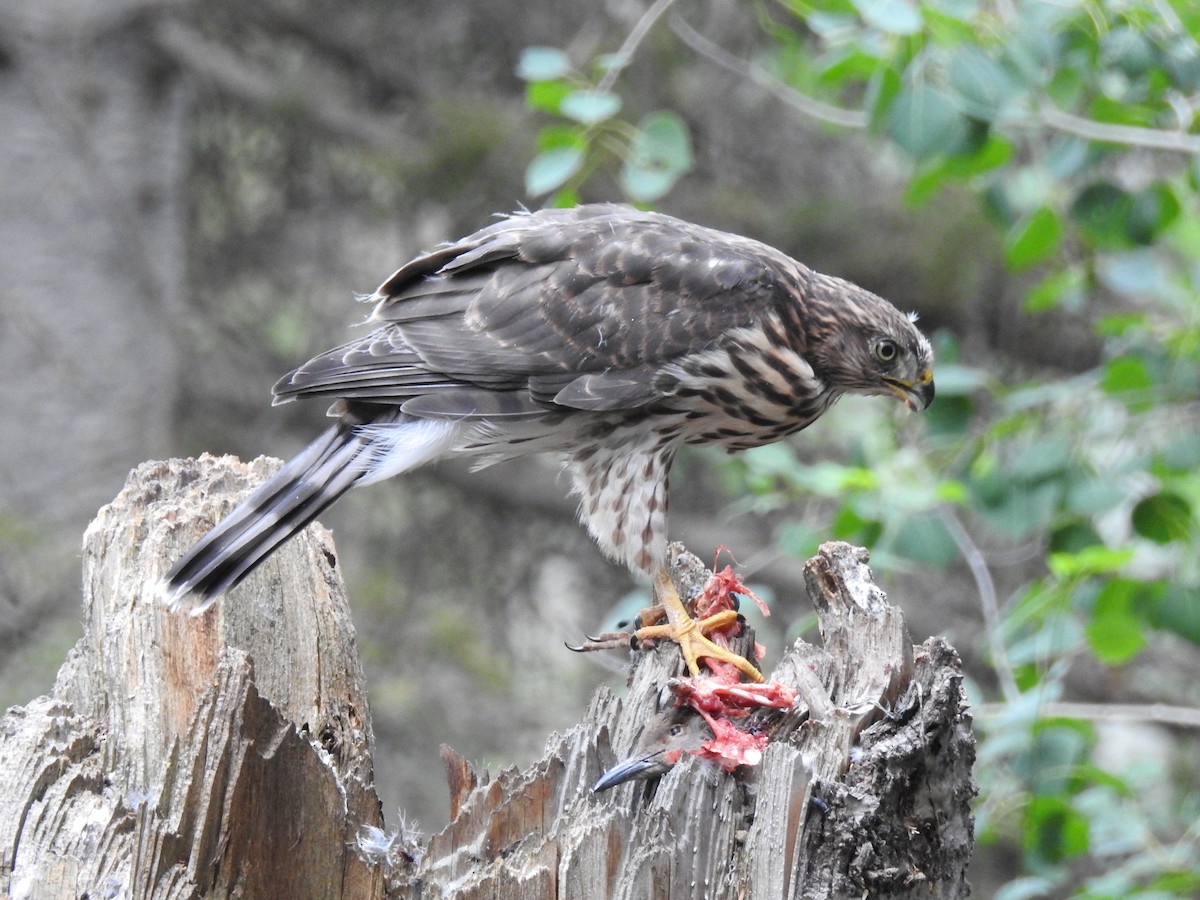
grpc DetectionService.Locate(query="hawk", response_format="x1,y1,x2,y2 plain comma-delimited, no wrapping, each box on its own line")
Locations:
161,204,934,681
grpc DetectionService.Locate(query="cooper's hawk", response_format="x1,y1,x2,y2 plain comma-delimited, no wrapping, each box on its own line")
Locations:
161,204,934,681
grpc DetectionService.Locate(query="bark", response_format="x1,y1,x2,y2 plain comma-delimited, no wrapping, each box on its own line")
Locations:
0,455,974,898
1,456,384,899
411,546,976,899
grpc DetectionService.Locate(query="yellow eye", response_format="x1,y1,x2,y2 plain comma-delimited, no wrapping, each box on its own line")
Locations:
875,339,899,363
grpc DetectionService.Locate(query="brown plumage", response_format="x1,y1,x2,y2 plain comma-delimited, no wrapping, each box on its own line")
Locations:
161,204,933,672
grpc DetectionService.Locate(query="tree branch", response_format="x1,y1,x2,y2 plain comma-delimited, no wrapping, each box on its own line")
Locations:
1037,103,1200,154
669,12,869,129
978,700,1200,730
939,507,1020,704
597,0,679,95
671,10,1199,155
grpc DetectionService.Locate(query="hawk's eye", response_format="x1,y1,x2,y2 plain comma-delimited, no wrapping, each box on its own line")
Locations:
874,338,899,364
669,724,684,736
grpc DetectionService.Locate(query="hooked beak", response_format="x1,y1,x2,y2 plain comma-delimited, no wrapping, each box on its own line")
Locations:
592,749,678,793
882,369,935,411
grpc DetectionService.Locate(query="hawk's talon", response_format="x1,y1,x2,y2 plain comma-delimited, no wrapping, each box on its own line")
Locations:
568,588,757,679
647,568,764,683
567,631,638,654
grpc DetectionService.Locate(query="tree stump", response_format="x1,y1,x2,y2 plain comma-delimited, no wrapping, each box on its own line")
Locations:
0,455,974,898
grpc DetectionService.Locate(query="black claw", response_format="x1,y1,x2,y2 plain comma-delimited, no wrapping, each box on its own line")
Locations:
809,793,830,816
565,640,584,653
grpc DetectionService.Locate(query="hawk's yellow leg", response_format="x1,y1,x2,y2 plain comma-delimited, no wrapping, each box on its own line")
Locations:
633,567,764,683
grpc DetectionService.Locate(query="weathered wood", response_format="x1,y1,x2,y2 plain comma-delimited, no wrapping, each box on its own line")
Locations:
0,456,975,899
403,544,975,899
1,456,385,899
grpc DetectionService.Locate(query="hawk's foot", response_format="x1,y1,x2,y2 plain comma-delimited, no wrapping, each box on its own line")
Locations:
566,567,763,682
645,567,764,683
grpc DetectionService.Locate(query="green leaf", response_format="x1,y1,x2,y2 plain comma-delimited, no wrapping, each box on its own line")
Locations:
904,135,1013,206
1148,584,1200,646
865,65,902,131
1158,434,1200,473
620,111,693,201
516,46,571,82
1047,546,1133,578
1070,182,1136,250
1010,438,1071,481
1127,183,1181,244
831,505,884,546
1064,479,1124,517
593,52,626,73
525,80,571,114
1004,206,1061,269
1048,519,1102,553
929,362,988,396
525,146,584,196
936,479,968,504
1023,795,1090,863
956,133,1013,172
621,167,676,203
994,877,1058,900
1006,16,1058,86
1131,491,1193,544
1024,266,1085,313
1096,249,1171,299
1089,94,1158,128
548,187,580,209
851,0,923,35
1101,26,1156,78
1099,355,1152,396
948,47,1015,120
892,513,958,567
1044,137,1090,181
559,90,621,125
637,112,692,164
887,84,969,159
775,520,822,562
1085,579,1146,664
924,395,973,438
818,48,882,85
1094,312,1146,337
806,12,859,42
977,480,1063,538
535,124,582,151
1150,871,1200,896
924,6,976,45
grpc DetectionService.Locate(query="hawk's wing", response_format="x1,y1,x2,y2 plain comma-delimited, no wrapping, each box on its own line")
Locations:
274,205,806,419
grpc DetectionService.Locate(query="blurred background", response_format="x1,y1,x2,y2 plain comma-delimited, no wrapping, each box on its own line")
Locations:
2,1,1198,896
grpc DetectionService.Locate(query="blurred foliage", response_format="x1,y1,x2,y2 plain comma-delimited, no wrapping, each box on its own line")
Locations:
523,0,1200,895
516,41,694,204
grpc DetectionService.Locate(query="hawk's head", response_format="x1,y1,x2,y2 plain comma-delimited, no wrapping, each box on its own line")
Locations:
806,276,935,412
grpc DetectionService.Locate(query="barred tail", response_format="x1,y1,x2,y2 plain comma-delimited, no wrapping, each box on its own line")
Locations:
159,416,460,614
